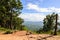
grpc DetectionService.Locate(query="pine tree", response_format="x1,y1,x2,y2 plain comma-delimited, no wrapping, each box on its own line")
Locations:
0,0,24,30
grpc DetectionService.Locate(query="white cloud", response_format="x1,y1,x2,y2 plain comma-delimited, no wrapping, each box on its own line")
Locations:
18,3,60,22
27,3,60,12
18,13,60,22
55,14,60,22
19,13,45,22
58,14,60,20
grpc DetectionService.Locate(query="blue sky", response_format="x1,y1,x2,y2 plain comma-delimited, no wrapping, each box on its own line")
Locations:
19,0,60,22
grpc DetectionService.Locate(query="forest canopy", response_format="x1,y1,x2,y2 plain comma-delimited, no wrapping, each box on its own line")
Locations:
0,0,24,30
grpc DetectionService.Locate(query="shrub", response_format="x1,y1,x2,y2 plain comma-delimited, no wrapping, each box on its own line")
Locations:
23,26,28,31
4,30,13,34
36,28,43,34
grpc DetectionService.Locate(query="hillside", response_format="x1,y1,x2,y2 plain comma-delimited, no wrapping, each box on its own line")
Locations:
23,21,43,31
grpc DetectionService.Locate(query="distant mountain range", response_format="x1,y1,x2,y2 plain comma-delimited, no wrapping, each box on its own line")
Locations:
23,21,43,31
23,21,60,31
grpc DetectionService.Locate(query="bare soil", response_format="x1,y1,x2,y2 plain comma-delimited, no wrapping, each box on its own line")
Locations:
0,31,60,40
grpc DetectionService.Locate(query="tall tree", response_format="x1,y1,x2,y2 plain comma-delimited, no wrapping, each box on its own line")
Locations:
43,13,56,32
0,0,24,30
54,14,58,35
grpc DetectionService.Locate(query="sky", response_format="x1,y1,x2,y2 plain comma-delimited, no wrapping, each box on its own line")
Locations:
19,0,60,22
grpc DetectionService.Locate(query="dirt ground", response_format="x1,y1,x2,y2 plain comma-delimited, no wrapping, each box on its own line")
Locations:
0,31,60,40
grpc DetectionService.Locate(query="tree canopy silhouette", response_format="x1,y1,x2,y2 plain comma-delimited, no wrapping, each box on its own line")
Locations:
0,0,24,30
43,13,57,32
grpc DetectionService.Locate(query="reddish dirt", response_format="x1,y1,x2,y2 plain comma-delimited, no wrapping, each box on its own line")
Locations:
0,31,60,40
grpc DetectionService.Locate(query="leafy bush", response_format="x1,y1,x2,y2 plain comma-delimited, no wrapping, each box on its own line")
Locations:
4,30,13,34
0,27,11,32
36,28,43,34
23,26,28,31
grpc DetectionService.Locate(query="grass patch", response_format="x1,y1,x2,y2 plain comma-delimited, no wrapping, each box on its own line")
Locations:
4,30,13,34
0,27,14,34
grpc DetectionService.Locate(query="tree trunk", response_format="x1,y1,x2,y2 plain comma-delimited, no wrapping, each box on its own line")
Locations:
54,14,58,35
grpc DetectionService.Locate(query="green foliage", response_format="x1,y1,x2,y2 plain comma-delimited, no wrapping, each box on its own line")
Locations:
54,14,58,35
57,30,60,34
0,27,8,31
36,28,43,34
23,26,28,31
0,0,24,30
43,12,56,32
4,30,13,34
0,27,11,31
